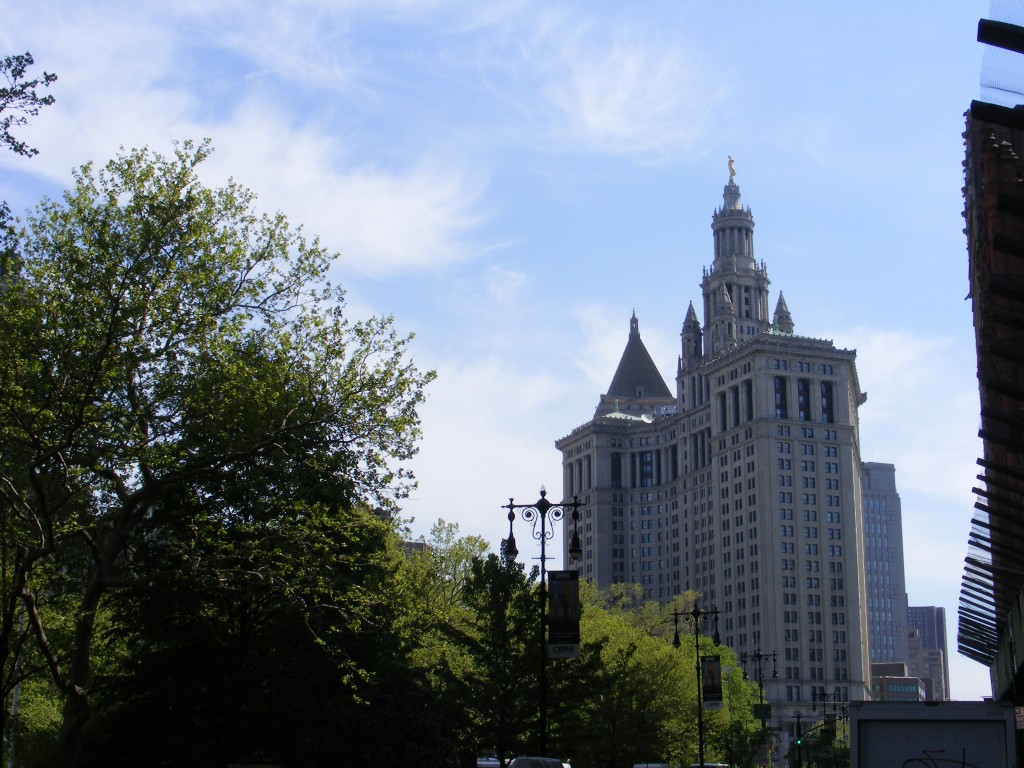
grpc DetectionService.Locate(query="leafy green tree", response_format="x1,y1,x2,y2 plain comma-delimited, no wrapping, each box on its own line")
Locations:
462,547,538,765
82,499,402,768
88,517,488,767
1,50,57,276
0,52,56,157
391,521,489,763
560,584,687,768
0,140,434,766
548,585,759,768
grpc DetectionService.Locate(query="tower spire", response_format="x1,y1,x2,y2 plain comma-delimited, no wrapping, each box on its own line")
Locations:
681,301,703,368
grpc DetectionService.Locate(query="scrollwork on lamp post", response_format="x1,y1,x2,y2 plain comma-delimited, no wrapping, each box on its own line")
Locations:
502,487,582,756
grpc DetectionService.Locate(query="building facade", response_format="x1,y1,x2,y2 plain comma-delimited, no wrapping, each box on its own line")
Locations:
907,605,950,700
556,177,873,730
869,662,927,702
861,463,910,664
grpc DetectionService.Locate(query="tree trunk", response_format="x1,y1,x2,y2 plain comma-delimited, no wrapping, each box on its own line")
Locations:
52,553,110,768
54,687,90,768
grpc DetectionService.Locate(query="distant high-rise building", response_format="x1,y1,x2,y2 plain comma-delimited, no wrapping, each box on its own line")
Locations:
861,463,910,664
906,629,947,701
556,173,872,739
869,661,926,702
907,606,950,700
909,605,948,651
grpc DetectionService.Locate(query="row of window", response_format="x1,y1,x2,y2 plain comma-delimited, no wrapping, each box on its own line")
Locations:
782,611,847,625
772,359,836,375
774,377,836,423
778,425,839,440
779,543,846,556
781,575,845,590
782,558,847,572
776,443,840,458
779,526,844,539
782,629,848,644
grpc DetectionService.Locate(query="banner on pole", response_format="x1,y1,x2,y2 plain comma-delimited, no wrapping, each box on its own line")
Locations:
702,654,723,710
547,570,580,658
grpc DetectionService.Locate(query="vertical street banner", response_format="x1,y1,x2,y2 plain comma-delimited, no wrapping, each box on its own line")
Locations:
701,654,723,710
547,570,580,658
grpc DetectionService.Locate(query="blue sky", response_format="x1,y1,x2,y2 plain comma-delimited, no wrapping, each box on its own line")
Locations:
2,2,994,700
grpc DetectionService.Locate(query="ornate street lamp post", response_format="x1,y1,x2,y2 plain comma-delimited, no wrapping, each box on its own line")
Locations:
813,687,847,748
503,487,582,756
812,686,842,715
741,648,778,728
671,602,720,768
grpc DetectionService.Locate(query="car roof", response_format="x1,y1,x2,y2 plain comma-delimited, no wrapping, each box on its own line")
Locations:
510,758,564,768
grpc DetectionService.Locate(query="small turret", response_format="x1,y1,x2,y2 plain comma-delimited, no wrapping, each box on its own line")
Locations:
681,301,703,367
595,313,674,418
710,284,737,353
772,292,794,335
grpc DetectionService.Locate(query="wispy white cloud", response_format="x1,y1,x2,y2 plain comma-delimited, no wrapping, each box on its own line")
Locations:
401,354,574,545
484,265,528,305
570,303,629,390
205,102,489,278
1,3,491,279
539,21,729,158
190,4,369,97
0,4,198,186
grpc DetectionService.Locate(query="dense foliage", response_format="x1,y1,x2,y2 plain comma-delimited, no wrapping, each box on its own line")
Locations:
0,141,433,766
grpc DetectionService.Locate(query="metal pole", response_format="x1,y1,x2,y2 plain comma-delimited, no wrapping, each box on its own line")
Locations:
539,510,547,757
694,619,706,768
795,712,803,768
680,603,718,768
503,489,582,758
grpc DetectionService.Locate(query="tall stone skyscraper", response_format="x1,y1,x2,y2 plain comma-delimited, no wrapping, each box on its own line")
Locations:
861,462,910,664
556,173,872,731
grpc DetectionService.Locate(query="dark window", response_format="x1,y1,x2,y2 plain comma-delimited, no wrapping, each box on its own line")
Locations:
821,381,835,424
797,378,811,421
611,453,622,488
774,376,788,419
640,450,655,487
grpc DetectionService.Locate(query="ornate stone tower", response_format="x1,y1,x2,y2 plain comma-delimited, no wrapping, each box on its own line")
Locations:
699,177,772,358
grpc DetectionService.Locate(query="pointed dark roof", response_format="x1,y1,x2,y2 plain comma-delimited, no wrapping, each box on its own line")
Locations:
683,301,700,327
772,292,794,335
605,313,672,400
